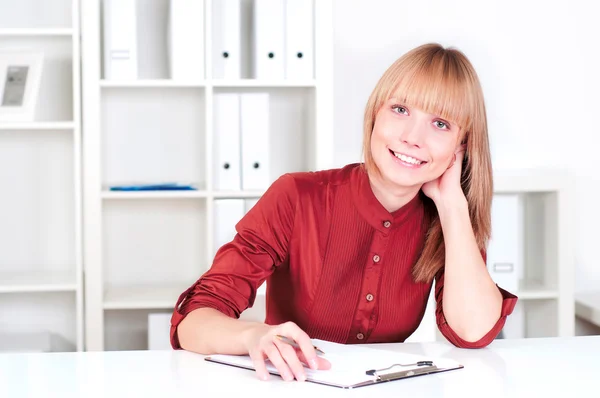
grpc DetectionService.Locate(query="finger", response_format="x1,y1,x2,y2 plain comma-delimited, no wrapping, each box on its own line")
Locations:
273,338,306,381
249,350,270,381
297,350,332,370
264,344,294,381
281,322,319,370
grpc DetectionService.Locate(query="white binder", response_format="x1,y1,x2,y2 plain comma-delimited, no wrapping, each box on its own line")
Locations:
240,93,270,191
212,0,241,79
214,199,245,256
487,194,522,293
285,0,314,80
253,0,285,79
213,93,242,191
103,0,138,80
168,0,205,80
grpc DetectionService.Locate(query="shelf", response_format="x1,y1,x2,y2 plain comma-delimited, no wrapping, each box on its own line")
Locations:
0,28,73,37
493,169,569,193
0,271,77,293
515,282,559,300
212,79,317,88
100,80,205,88
102,190,208,200
103,285,188,310
99,79,317,88
0,121,75,131
214,191,265,199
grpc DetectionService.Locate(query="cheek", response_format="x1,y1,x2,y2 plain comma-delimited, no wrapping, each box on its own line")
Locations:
426,139,455,164
370,121,387,148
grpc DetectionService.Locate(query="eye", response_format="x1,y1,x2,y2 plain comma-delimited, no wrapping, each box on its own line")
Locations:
392,105,408,115
434,120,450,130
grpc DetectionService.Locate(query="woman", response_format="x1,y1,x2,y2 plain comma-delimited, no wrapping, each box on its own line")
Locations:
170,43,518,382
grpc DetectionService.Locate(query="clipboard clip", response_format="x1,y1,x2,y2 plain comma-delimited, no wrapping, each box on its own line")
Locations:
366,361,438,381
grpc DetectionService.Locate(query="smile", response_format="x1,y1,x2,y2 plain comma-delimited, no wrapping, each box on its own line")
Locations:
389,149,426,166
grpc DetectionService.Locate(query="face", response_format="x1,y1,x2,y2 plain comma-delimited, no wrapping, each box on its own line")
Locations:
370,97,462,190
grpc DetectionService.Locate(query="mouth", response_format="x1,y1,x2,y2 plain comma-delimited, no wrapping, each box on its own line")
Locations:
389,149,427,168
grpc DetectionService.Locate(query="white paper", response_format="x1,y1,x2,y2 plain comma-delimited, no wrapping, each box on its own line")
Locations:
206,339,462,388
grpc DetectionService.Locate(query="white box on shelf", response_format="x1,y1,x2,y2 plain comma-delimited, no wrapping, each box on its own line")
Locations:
103,0,138,80
213,199,245,256
487,194,523,293
240,93,270,191
214,93,242,190
285,0,314,80
0,331,52,353
502,302,525,339
168,0,205,80
212,0,241,79
253,0,285,79
147,313,172,350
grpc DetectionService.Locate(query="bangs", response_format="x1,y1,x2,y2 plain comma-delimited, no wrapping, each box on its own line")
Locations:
388,51,475,133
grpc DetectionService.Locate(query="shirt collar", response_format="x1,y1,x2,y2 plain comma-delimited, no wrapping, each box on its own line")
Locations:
351,164,424,233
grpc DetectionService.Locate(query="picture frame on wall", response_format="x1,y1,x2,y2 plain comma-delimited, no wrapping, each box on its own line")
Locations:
0,50,44,122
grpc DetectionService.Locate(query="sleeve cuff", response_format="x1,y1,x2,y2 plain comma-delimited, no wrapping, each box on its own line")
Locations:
169,286,239,350
438,285,518,349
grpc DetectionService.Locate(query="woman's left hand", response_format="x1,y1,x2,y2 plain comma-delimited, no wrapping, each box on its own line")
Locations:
421,145,467,206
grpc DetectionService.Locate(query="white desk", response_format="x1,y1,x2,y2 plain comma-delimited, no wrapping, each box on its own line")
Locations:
1,336,597,398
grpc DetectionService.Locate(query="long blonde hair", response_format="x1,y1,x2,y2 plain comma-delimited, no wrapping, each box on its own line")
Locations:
362,43,493,283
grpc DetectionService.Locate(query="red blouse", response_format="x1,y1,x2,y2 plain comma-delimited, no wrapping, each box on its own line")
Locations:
170,163,517,349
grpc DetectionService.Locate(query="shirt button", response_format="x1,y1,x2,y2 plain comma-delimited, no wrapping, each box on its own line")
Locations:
356,333,364,340
373,254,380,263
383,220,391,228
366,293,374,302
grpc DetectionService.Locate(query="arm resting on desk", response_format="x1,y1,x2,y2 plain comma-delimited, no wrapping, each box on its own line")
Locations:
434,197,518,348
170,174,298,353
435,272,518,348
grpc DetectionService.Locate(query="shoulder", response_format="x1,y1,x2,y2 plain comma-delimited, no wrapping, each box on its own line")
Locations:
282,163,360,193
256,163,360,212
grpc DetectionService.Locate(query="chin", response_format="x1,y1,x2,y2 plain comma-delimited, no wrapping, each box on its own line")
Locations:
379,167,424,189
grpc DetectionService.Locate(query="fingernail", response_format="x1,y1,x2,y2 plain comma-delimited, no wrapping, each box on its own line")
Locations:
283,372,292,381
259,374,269,381
309,359,318,370
298,373,306,382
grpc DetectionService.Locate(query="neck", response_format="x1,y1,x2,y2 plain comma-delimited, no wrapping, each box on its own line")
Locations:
368,171,421,213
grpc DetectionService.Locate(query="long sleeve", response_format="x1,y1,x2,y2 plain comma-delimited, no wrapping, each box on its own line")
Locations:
169,174,299,349
434,268,518,349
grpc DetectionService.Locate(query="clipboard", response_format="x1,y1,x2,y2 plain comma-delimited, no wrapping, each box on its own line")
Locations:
205,339,463,389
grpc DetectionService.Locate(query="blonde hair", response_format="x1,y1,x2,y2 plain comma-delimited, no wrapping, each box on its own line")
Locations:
362,43,493,283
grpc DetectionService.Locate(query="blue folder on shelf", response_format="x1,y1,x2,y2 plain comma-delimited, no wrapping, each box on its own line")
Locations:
109,183,197,191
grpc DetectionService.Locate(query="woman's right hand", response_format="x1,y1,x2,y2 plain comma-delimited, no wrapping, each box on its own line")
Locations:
242,321,332,382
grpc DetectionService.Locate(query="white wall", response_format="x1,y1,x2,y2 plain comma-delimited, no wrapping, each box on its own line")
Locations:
332,0,600,294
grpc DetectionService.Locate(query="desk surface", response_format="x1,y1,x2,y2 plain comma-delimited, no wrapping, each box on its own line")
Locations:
1,336,597,398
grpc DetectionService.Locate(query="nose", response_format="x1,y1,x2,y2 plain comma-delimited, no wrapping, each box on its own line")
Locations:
399,119,422,148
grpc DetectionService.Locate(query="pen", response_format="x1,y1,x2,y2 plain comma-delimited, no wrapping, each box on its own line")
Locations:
275,335,326,355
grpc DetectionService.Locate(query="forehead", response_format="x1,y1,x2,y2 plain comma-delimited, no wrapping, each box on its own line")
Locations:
388,63,473,130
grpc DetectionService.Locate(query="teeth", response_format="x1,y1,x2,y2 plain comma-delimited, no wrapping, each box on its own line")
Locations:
394,152,422,165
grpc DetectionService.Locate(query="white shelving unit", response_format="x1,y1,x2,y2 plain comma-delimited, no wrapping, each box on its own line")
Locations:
82,0,333,351
409,168,575,343
0,0,83,352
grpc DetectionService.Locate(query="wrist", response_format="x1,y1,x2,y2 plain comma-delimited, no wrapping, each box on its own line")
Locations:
240,322,271,351
434,193,468,215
